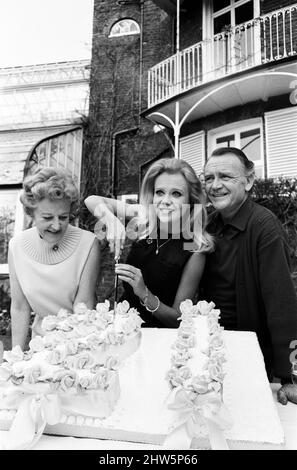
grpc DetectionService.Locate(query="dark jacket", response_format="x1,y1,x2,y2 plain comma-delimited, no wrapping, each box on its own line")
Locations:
207,198,297,382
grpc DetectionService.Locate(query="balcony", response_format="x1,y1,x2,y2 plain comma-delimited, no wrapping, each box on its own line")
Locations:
148,4,297,109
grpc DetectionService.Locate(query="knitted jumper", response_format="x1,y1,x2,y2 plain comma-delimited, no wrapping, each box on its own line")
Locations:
9,225,96,336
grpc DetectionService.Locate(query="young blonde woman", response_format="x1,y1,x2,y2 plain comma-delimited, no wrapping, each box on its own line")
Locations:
85,158,213,328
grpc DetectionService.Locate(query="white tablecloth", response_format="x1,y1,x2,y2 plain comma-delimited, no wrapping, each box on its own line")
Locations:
1,328,296,450
1,384,295,450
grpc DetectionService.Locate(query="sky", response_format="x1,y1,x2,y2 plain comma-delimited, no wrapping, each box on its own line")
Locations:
0,0,94,68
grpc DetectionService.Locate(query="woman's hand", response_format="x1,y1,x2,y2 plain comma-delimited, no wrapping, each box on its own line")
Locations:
94,204,126,260
115,263,146,300
277,383,297,405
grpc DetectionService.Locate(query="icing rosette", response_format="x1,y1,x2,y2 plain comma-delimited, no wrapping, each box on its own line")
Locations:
43,331,67,349
104,330,123,346
10,375,25,386
74,352,94,370
41,315,59,331
167,365,192,389
47,345,68,365
115,300,130,316
83,333,105,350
65,338,79,356
91,368,113,390
179,299,194,316
77,373,94,390
56,320,73,332
29,336,45,353
197,300,216,316
11,362,26,378
93,316,109,331
3,345,24,364
73,302,89,315
23,364,51,385
96,300,111,318
52,369,77,391
104,356,120,371
171,349,193,367
56,308,69,321
189,374,211,394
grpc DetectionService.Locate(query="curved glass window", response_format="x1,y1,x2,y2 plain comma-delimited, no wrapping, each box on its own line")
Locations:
109,19,140,38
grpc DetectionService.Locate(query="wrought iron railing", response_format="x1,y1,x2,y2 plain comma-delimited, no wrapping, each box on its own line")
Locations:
148,4,297,107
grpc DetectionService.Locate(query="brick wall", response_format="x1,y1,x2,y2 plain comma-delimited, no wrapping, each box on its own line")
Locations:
180,3,203,50
260,0,295,14
82,0,297,302
82,0,175,301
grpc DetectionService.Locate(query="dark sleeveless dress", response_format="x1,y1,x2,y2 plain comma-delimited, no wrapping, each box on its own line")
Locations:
120,236,193,328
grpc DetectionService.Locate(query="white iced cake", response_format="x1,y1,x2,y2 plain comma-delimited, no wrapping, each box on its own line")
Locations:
0,300,143,449
165,299,232,449
0,300,285,450
165,300,285,450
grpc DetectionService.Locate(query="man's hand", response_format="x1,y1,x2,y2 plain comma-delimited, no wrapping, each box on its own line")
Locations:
277,383,297,405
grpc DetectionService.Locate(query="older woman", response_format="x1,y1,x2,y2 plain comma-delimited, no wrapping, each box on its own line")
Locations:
8,167,100,349
85,158,213,328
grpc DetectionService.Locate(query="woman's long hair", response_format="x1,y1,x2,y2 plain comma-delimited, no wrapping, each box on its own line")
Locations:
138,158,214,253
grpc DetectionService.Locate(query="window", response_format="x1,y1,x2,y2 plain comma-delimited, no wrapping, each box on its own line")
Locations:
203,0,260,78
109,19,140,38
0,189,22,273
31,128,83,189
213,0,255,34
208,120,264,177
118,194,138,204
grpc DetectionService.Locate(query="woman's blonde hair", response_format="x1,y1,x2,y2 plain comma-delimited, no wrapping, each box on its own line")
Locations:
20,166,79,219
139,158,214,253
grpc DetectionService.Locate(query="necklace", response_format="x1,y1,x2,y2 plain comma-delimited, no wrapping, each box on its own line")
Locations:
155,237,172,255
38,232,59,251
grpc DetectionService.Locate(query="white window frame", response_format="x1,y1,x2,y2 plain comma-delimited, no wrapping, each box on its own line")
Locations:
207,117,264,177
109,19,140,38
202,0,261,78
117,194,138,204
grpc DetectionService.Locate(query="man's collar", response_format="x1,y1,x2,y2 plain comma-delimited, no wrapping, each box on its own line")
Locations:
209,197,254,232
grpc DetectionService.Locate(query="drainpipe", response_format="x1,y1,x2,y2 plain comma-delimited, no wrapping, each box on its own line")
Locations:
111,127,139,197
110,1,145,197
139,0,145,122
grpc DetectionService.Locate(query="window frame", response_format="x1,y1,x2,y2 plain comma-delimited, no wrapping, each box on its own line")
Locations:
109,19,140,38
202,0,261,77
207,118,265,177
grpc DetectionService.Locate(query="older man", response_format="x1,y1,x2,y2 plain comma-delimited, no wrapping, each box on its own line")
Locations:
200,147,297,405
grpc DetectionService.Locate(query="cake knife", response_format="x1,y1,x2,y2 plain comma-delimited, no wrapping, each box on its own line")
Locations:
113,256,119,319
0,340,3,364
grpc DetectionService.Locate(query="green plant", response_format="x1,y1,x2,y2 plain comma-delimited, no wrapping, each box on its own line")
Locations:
251,177,297,272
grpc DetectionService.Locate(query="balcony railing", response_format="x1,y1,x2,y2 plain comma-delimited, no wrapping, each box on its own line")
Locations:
148,4,297,107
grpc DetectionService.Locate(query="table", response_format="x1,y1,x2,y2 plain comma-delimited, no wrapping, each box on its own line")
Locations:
0,384,296,450
1,328,296,450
